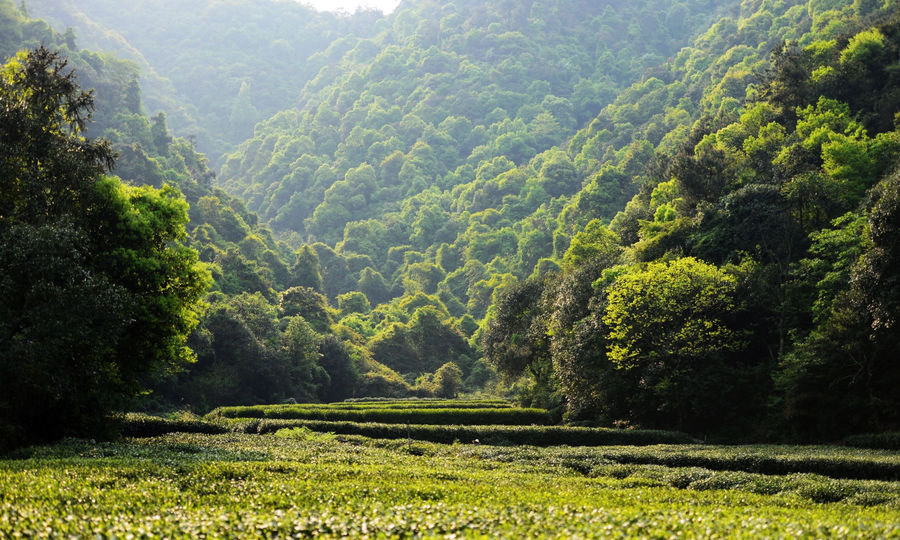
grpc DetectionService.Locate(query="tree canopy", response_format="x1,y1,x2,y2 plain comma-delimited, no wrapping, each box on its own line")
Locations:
3,0,899,442
0,47,210,447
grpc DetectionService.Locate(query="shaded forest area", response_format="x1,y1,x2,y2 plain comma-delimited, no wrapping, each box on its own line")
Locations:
2,0,899,446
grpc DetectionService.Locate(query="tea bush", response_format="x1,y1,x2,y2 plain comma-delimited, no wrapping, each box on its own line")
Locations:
211,406,550,425
2,433,899,537
119,413,227,437
252,419,696,446
844,432,900,451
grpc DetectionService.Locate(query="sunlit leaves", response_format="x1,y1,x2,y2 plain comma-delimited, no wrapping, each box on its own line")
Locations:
604,257,740,369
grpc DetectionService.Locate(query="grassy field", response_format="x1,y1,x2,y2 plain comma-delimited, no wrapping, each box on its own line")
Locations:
3,430,900,537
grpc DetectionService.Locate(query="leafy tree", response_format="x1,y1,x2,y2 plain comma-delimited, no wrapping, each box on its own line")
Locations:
0,48,209,446
150,112,172,156
482,277,550,380
170,299,272,408
279,287,333,334
561,220,621,271
780,171,900,438
369,306,471,375
358,267,394,305
401,261,445,295
545,253,623,421
337,291,371,316
602,258,745,432
214,248,273,299
281,315,326,400
855,173,900,334
431,362,464,398
537,150,578,197
291,245,325,292
316,335,360,401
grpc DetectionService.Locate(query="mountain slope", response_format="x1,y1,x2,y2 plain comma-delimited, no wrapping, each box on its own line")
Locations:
26,0,383,163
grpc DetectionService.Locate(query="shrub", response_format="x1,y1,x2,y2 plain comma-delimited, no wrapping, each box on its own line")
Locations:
273,426,335,442
118,413,227,438
253,419,695,446
210,406,551,426
843,432,900,451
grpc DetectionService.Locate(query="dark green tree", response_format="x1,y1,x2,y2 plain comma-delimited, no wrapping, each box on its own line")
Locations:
602,258,746,432
279,286,333,333
358,267,393,305
432,362,464,398
337,291,371,316
150,112,172,156
0,48,209,446
291,245,325,293
780,172,900,438
482,277,550,380
317,335,360,402
369,307,471,375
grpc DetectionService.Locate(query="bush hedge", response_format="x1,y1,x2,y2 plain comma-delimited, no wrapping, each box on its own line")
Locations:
250,419,695,446
843,432,900,451
210,406,550,425
209,400,514,417
594,446,900,481
341,397,512,406
118,413,227,438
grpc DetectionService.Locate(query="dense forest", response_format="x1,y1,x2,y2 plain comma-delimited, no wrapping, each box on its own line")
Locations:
2,0,899,446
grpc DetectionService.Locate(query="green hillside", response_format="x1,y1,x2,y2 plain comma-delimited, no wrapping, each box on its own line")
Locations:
25,0,382,162
2,0,899,444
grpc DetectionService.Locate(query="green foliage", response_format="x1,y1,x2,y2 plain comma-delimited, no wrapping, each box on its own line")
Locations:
253,420,693,447
214,404,550,426
839,27,885,65
315,336,360,403
369,306,472,376
430,362,465,399
0,47,209,447
202,0,746,328
24,0,379,161
604,258,740,369
7,433,899,537
778,171,900,439
843,432,900,451
561,219,621,270
279,287,333,334
336,291,371,316
291,245,325,293
481,277,550,380
118,413,227,438
602,258,746,432
273,426,335,442
210,399,514,414
155,292,333,411
8,0,900,440
282,316,326,398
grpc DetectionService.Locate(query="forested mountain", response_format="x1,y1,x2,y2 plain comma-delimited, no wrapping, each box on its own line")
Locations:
1,0,416,418
219,0,738,236
25,0,383,162
3,0,899,442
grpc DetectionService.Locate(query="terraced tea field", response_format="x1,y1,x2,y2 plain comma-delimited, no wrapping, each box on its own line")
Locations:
2,400,899,537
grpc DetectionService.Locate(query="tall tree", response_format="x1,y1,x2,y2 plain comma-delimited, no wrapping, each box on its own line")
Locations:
602,258,746,432
0,47,209,447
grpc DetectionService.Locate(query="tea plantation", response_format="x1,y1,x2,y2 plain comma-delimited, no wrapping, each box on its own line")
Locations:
2,400,899,537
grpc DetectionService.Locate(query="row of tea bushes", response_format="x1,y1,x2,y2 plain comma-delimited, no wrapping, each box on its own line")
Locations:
338,398,513,407
247,419,696,446
533,445,900,482
118,413,227,437
843,432,900,451
209,406,550,426
4,433,898,537
208,399,514,417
